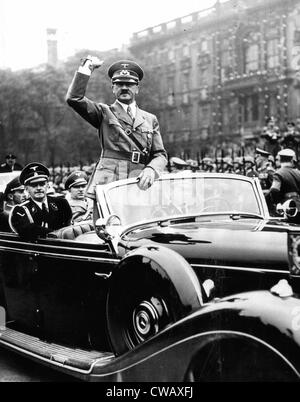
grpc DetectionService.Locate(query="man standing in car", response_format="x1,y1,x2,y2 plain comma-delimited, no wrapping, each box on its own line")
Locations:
66,56,167,201
9,163,72,240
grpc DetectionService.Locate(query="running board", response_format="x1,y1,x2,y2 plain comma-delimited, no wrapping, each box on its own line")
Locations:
0,327,114,373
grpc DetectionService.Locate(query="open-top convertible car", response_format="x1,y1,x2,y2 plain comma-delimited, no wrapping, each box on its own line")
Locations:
1,172,300,381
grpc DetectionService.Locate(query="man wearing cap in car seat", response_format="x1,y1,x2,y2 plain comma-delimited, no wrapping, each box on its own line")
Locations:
266,148,300,221
66,56,167,200
0,176,27,231
9,163,72,240
65,171,93,223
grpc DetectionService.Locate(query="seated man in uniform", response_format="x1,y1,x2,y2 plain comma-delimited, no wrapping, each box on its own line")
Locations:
0,176,26,232
9,163,72,240
65,171,93,223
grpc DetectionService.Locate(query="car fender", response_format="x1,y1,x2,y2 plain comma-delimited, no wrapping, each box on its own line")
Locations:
118,244,203,308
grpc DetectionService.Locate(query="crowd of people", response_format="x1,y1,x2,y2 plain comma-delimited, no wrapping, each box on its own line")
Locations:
1,55,300,239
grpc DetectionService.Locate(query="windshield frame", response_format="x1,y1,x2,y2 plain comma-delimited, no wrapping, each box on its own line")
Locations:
95,173,269,233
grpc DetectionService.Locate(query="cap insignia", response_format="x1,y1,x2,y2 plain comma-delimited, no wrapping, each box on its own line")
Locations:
120,70,130,76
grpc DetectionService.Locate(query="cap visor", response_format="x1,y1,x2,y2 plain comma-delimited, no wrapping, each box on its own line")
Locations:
70,180,87,188
112,77,138,83
25,176,48,185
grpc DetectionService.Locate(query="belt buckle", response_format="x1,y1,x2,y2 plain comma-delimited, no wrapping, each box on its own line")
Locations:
132,151,140,164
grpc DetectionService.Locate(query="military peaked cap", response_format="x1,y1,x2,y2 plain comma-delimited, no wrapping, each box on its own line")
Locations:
5,154,16,159
255,148,270,157
65,171,88,190
4,176,24,198
108,60,144,84
278,148,297,160
20,162,50,185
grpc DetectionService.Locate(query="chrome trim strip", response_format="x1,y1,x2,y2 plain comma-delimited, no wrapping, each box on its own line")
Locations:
0,238,107,253
0,244,119,264
90,330,300,379
191,263,288,274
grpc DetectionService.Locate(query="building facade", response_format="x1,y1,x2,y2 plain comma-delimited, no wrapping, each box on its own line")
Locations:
129,0,300,157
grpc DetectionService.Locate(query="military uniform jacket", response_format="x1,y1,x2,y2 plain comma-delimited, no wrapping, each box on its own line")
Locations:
0,203,14,232
68,198,93,223
0,162,23,173
66,72,167,197
272,166,300,203
9,196,72,240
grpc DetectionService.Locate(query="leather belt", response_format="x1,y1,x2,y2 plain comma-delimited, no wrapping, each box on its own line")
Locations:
103,149,148,165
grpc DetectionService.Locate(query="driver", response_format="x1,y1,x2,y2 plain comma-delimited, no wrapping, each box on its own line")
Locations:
9,163,72,240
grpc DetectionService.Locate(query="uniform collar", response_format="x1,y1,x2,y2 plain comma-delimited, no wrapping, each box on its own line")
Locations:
32,198,49,211
116,100,137,118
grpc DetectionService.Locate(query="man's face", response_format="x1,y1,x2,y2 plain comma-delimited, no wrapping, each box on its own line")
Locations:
112,81,139,104
26,180,48,202
6,157,15,167
69,184,86,200
12,188,26,205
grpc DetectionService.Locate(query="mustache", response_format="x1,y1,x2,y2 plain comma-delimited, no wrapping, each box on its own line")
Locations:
120,89,131,94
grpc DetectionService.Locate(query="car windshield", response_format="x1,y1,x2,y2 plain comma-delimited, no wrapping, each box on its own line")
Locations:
105,176,262,227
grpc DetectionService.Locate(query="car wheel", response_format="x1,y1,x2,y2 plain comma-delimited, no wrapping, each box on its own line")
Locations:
106,247,202,356
106,265,182,355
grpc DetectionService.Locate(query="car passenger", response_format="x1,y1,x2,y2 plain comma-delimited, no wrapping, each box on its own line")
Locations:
65,171,93,223
9,163,72,240
0,176,26,232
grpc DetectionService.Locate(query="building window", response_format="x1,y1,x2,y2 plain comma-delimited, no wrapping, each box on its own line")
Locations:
182,44,190,58
221,39,233,80
243,33,260,73
267,38,280,68
182,72,189,92
181,108,191,129
199,38,208,53
199,66,209,85
198,105,210,126
239,94,259,123
199,87,208,101
168,48,176,62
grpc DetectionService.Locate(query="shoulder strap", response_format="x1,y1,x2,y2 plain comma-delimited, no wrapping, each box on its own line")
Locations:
8,204,34,234
22,205,34,224
100,103,148,155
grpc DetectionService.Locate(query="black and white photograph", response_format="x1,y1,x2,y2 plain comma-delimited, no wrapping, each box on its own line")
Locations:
1,0,300,386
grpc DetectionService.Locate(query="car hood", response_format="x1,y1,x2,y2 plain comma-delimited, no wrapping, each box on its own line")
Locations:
123,218,294,269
